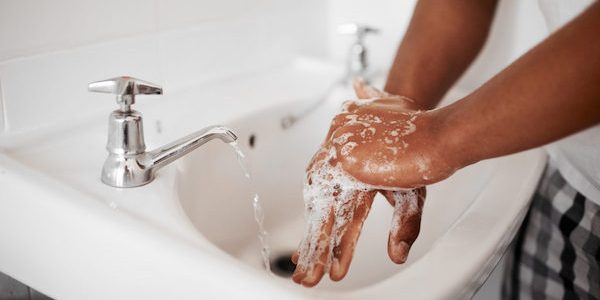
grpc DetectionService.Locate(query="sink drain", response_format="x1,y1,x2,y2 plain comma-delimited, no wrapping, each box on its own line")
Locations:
269,252,297,277
248,134,256,148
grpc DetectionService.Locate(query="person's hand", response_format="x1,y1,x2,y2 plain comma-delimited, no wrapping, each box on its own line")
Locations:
329,80,457,188
291,80,456,287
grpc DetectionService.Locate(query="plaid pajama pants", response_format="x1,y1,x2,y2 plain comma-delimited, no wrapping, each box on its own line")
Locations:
502,163,600,300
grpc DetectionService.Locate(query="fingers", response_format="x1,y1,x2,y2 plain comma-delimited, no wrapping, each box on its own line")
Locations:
353,78,385,99
293,190,376,285
382,188,426,264
292,205,335,287
329,190,376,281
353,79,418,110
324,112,351,142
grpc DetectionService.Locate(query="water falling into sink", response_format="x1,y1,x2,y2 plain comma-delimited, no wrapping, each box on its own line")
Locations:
229,141,272,273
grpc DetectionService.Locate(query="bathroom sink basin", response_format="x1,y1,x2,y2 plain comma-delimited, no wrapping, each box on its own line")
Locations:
0,59,546,299
0,60,345,300
177,95,547,298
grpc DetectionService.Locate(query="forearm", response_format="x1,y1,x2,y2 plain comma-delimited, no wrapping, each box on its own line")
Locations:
441,2,600,167
385,0,498,109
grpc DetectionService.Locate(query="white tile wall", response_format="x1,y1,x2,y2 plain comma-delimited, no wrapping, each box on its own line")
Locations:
0,0,549,136
0,35,161,134
0,0,329,136
154,0,260,30
0,0,157,61
156,16,281,92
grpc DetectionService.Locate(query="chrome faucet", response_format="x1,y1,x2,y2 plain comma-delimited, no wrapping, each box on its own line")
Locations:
280,23,380,129
338,23,380,82
89,76,237,188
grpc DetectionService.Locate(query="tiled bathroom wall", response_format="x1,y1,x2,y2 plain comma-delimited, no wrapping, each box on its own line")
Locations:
0,0,328,136
0,0,549,137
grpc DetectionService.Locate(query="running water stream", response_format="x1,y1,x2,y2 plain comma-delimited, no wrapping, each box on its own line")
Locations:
229,141,272,273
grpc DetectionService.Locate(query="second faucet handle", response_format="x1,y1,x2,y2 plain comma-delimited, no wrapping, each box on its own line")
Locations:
338,23,380,41
88,76,162,112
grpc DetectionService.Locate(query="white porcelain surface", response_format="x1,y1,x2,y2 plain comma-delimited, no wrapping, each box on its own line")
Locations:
0,59,335,300
0,59,546,299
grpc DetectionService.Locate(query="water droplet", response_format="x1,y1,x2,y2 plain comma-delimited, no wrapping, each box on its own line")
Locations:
230,141,250,179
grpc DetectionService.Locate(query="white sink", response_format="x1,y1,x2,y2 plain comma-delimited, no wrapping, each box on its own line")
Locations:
0,59,546,300
177,95,547,298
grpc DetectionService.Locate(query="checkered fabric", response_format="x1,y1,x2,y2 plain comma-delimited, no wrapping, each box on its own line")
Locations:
502,164,600,300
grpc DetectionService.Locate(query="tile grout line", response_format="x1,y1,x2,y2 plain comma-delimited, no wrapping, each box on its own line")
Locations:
0,76,6,134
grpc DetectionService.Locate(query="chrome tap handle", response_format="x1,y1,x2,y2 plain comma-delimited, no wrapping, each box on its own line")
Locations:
88,76,162,112
338,23,380,82
88,75,237,188
338,23,380,41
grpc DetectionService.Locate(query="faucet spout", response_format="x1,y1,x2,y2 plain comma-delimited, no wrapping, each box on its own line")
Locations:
100,124,237,188
92,76,238,188
146,125,237,171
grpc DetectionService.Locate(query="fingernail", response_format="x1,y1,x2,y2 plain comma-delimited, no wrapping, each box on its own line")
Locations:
390,240,410,264
292,271,304,284
301,274,319,287
329,261,346,282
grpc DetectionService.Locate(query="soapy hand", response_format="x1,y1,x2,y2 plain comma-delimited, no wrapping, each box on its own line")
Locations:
292,80,455,287
326,81,456,188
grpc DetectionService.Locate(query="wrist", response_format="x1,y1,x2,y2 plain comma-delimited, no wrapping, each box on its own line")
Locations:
426,102,478,173
384,81,438,110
